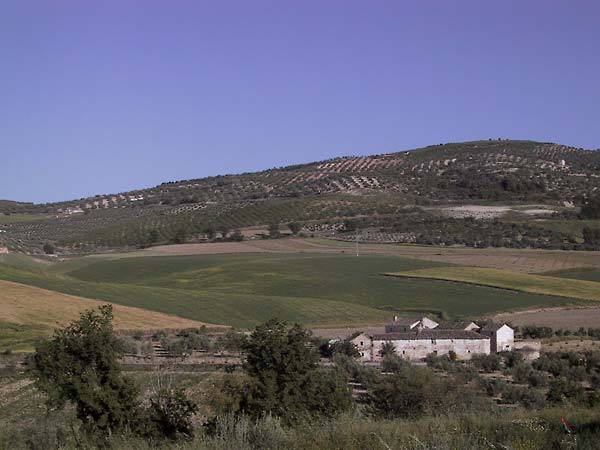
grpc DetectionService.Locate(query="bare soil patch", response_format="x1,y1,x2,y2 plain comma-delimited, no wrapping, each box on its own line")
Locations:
493,307,600,331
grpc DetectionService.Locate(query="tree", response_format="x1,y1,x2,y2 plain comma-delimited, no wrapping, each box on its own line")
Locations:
268,223,280,238
30,305,139,437
229,230,244,242
147,229,160,246
241,320,352,422
583,227,600,247
205,226,217,240
343,219,359,232
287,222,302,235
580,196,600,219
379,341,396,357
170,227,189,244
219,226,230,239
43,242,55,254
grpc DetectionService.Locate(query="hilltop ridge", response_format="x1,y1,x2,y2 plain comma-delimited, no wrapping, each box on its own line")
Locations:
1,139,599,254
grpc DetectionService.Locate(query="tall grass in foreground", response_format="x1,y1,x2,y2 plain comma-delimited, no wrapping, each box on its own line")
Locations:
3,407,600,450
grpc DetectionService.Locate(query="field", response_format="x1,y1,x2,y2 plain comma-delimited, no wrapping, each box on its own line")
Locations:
493,307,600,331
0,279,217,351
0,248,588,335
543,267,600,282
387,266,600,302
2,239,600,350
0,214,48,224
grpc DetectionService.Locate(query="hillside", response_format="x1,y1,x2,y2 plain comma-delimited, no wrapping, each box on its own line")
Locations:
0,279,222,351
1,140,600,254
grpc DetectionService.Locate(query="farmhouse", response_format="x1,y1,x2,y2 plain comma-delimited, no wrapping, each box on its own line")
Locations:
352,316,513,362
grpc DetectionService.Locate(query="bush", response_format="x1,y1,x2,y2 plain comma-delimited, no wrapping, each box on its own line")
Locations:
381,354,406,373
367,365,464,419
472,354,502,372
547,378,585,404
141,389,198,440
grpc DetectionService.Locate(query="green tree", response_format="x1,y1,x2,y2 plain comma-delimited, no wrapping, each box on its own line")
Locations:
287,222,302,235
30,305,139,437
229,230,244,241
170,227,189,244
147,229,160,245
43,242,55,254
205,226,217,240
219,226,230,239
379,341,396,357
241,320,352,422
268,223,280,238
580,196,600,219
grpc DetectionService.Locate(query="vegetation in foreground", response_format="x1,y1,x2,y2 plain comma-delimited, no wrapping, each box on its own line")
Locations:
3,306,600,449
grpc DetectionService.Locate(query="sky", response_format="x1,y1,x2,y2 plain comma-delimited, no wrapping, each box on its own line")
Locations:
1,1,599,203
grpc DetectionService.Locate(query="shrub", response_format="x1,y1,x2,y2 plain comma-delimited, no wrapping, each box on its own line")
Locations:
547,378,585,404
142,389,198,440
381,354,406,373
472,354,502,372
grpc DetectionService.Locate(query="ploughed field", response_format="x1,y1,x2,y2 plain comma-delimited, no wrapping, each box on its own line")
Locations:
0,245,594,350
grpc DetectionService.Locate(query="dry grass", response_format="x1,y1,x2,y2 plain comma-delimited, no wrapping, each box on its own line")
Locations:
0,279,223,331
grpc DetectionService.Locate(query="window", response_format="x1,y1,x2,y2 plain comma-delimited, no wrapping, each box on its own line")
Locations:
360,341,363,346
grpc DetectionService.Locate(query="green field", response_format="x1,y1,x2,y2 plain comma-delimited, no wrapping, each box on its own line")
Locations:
0,213,48,224
387,267,600,302
543,267,600,282
0,252,587,332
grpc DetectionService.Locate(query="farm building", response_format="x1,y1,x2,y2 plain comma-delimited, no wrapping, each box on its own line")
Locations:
351,316,513,362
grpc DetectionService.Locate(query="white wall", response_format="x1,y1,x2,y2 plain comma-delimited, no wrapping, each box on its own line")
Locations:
372,337,490,361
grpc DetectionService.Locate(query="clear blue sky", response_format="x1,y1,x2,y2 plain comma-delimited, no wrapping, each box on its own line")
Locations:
1,1,599,203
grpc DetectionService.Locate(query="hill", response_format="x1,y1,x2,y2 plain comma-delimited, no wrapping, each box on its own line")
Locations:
0,279,221,351
1,140,599,254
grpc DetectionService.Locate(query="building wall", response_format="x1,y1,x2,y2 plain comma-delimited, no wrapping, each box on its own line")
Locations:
371,337,490,362
351,334,373,361
496,326,514,352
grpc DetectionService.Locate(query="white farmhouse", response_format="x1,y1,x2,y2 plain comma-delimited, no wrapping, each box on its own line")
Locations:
481,323,514,352
351,317,514,362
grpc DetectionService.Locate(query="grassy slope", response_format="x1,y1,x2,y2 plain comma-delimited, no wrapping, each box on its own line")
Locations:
0,279,218,351
0,261,390,329
387,267,600,302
